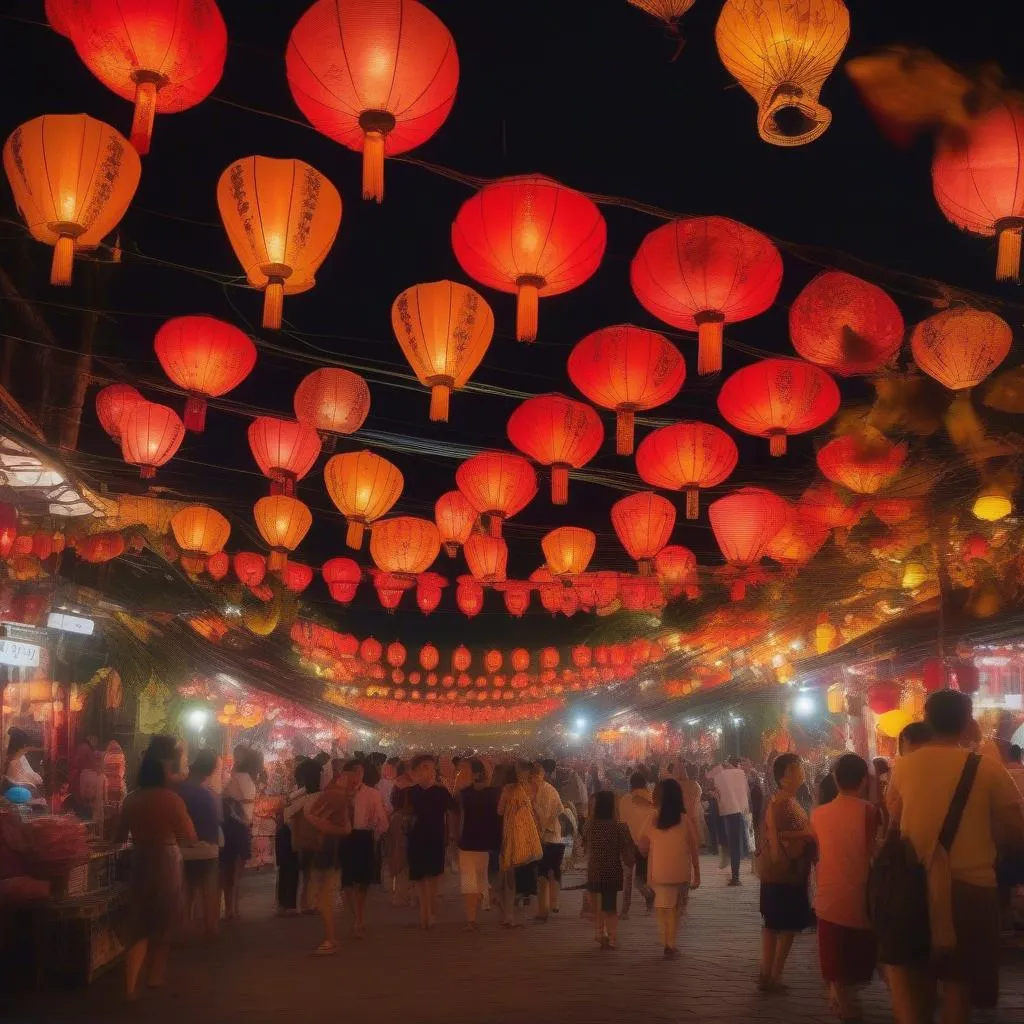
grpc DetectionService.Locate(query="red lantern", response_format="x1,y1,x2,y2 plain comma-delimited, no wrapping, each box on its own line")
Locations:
416,573,445,615
631,216,782,375
369,516,441,576
233,551,266,588
154,315,256,432
540,647,559,670
542,527,596,577
386,642,406,668
32,531,55,562
560,589,580,617
286,0,459,203
620,576,665,612
360,637,382,663
456,451,536,538
435,490,476,558
96,383,143,441
867,682,900,715
484,650,503,674
963,534,991,560
511,649,530,673
952,661,980,695
281,561,314,593
464,534,508,584
932,101,1024,282
293,367,370,441
636,421,738,519
502,583,531,618
572,645,592,668
456,579,484,618
420,644,440,672
573,571,619,609
654,545,696,585
801,481,865,545
910,308,1012,392
873,498,921,527
611,491,676,575
531,567,562,615
789,271,904,376
708,487,789,600
248,417,322,496
63,0,227,155
120,401,184,478
12,536,32,557
77,532,125,563
816,434,907,495
452,175,606,342
718,357,840,456
322,557,360,604
452,646,471,673
207,551,230,581
373,572,411,611
507,394,603,504
0,505,18,559
922,659,946,693
568,325,685,455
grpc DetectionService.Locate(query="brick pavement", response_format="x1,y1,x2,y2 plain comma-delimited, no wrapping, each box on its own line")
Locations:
15,855,1024,1024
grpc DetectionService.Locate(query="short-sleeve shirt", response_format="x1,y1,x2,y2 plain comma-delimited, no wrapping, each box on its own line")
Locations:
175,779,221,845
409,784,456,842
533,780,563,843
459,785,501,852
118,787,196,846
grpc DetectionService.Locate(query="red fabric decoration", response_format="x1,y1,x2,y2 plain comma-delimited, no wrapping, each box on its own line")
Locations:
611,491,676,575
248,417,322,496
816,434,907,495
120,401,184,478
95,383,143,441
910,308,1012,392
456,451,537,538
322,557,360,604
233,551,266,588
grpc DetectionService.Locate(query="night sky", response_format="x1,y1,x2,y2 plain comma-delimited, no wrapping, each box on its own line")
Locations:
2,0,1023,657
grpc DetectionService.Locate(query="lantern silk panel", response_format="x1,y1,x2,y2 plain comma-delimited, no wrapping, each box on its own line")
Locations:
708,486,789,566
247,418,322,496
455,452,537,538
369,516,441,575
611,491,676,573
96,384,143,440
542,527,596,576
435,490,476,557
120,401,184,478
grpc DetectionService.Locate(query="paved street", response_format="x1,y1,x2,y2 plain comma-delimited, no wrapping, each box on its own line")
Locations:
14,855,1024,1024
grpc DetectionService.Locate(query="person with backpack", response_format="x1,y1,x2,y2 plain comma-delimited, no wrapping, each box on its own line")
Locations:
883,690,1024,1024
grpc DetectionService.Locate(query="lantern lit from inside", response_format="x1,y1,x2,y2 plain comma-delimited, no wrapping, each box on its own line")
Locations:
3,114,141,285
324,450,403,550
170,504,230,575
816,433,907,495
96,383,143,441
910,308,1013,392
715,0,850,147
452,175,607,342
247,417,322,497
654,545,696,585
120,401,184,478
631,217,782,375
973,488,1012,522
286,0,459,203
154,315,256,432
61,0,227,155
322,557,361,603
435,491,477,558
456,579,484,617
455,451,537,539
217,155,342,329
542,527,596,577
233,551,266,589
369,517,441,575
293,368,370,441
391,281,494,422
253,495,312,572
464,534,508,584
611,491,676,575
709,487,789,600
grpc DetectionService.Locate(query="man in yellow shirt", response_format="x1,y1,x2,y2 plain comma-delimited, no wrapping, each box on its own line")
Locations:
886,690,1024,1024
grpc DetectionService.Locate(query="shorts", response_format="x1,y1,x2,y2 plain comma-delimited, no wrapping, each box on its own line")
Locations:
340,829,375,888
540,842,565,881
937,881,1000,1008
588,885,618,913
183,857,219,892
653,883,689,910
458,850,490,895
817,919,876,985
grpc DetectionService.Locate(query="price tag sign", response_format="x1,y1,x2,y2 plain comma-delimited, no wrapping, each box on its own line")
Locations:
0,638,41,667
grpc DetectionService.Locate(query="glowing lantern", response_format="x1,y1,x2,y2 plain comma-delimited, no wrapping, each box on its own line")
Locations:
484,650,503,674
95,384,143,441
718,357,840,456
77,532,125,563
293,367,370,444
392,281,493,422
233,552,266,589
789,271,904,376
654,545,696,585
452,645,471,672
877,709,911,739
281,562,314,594
12,536,32,558
572,645,592,669
386,642,406,669
620,576,665,613
4,114,141,285
611,491,676,575
631,217,782,376
324,450,403,550
370,516,440,575
541,527,596,577
361,637,382,664
62,0,226,155
867,682,900,715
464,534,508,584
708,487,789,599
815,613,838,654
574,571,619,610
248,418,322,497
507,394,603,504
531,568,562,615
510,649,529,673
901,562,928,590
932,102,1024,282
253,495,312,571
452,175,607,342
715,0,850,147
170,505,229,574
322,557,360,604
540,647,559,670
457,580,484,618
419,644,440,673
502,583,531,618
910,309,1012,392
816,433,907,495
636,421,738,519
416,573,445,614
435,491,476,558
120,401,184,478
973,487,1012,522
455,451,537,539
286,0,459,203
45,0,72,36
207,551,229,581
154,316,255,432
217,155,342,329
800,481,864,544
872,498,920,526
568,325,685,454
826,683,846,714
765,509,829,570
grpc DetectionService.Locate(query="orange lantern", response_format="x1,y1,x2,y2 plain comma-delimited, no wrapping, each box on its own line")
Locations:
511,649,530,673
95,383,143,441
636,421,738,519
765,510,829,570
800,481,864,545
872,498,920,527
611,491,676,575
718,357,840,456
391,281,494,422
709,486,789,599
369,516,441,575
456,451,537,538
253,495,312,571
507,393,603,505
568,325,685,455
286,0,459,203
170,504,230,574
502,583,531,618
4,114,141,285
233,551,266,588
420,644,440,672
154,316,256,432
77,532,125,563
654,545,696,585
361,637,382,663
573,571,619,609
120,401,184,478
715,0,850,147
464,534,508,584
631,217,783,374
322,557,361,604
248,418,322,497
293,367,370,443
217,155,342,329
324,450,403,550
61,0,226,155
541,527,596,577
435,490,477,558
452,645,472,673
452,175,607,342
816,433,907,495
456,579,484,618
485,650,503,674
910,308,1012,392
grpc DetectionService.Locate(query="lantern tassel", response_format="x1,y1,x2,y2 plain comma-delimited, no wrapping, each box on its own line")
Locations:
443,542,458,558
685,486,699,520
489,515,502,539
346,520,365,550
139,465,155,480
429,384,450,422
515,281,540,343
638,558,653,577
263,280,284,330
267,550,286,572
130,80,158,155
183,396,207,433
362,131,386,203
696,315,725,375
51,235,74,286
551,465,569,505
769,430,787,457
616,409,636,456
996,223,1022,283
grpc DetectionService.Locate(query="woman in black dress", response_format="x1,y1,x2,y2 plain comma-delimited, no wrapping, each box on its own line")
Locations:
407,754,456,929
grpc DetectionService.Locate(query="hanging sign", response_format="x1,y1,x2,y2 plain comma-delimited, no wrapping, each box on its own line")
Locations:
47,612,95,636
0,638,41,667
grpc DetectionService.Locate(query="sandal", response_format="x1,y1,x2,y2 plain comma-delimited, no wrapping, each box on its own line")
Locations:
313,941,339,956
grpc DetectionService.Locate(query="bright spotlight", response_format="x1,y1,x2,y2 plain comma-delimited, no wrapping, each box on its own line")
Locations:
575,717,587,731
793,694,817,718
187,708,208,731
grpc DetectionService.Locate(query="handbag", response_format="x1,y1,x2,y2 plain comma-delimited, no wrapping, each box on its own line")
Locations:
754,799,808,886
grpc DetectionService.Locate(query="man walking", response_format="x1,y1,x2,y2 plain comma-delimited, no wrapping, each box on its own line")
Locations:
714,756,750,886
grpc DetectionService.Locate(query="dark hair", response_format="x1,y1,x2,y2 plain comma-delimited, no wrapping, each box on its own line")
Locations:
629,772,648,791
452,756,463,767
593,789,616,821
297,758,321,794
6,727,30,760
772,752,801,786
655,778,684,829
924,689,972,739
469,758,487,781
386,756,400,767
898,721,933,754
817,773,839,805
833,753,868,792
541,758,556,776
410,753,434,771
872,757,890,778
293,757,310,787
342,759,363,773
147,734,180,762
313,751,330,766
368,752,386,766
190,749,219,782
232,744,251,769
137,754,166,789
1010,744,1022,764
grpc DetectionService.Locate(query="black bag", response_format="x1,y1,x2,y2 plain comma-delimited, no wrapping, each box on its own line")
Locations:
868,753,980,966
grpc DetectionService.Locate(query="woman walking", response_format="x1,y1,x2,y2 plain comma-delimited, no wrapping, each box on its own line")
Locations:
497,762,542,927
584,790,635,949
407,755,457,930
220,745,256,921
457,758,501,929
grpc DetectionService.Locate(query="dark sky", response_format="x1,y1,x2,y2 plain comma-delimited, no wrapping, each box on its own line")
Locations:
2,0,1023,655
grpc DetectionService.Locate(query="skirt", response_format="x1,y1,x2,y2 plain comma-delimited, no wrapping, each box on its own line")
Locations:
340,829,375,887
817,919,876,984
220,816,252,864
408,832,445,881
127,844,185,942
759,881,812,932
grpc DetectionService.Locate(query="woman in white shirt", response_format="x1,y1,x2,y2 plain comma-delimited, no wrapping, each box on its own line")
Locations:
637,778,701,959
4,729,43,793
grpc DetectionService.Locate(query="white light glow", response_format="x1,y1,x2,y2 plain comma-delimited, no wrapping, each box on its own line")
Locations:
187,708,208,730
793,694,817,718
575,717,587,730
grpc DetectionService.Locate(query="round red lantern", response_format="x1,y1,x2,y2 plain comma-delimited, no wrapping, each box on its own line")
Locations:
452,646,471,673
435,490,476,558
206,551,229,581
456,580,484,618
95,383,143,441
867,682,901,715
420,644,440,672
953,661,980,695
654,544,696,585
502,583,531,618
120,401,184,478
416,573,445,615
511,649,530,673
233,551,266,588
322,557,361,604
360,637,382,663
540,647,559,670
280,561,314,593
456,452,536,539
484,650,503,674
922,659,946,693
611,491,676,575
816,434,907,495
910,308,1012,392
293,367,370,441
464,534,508,584
248,417,322,496
386,642,406,669
708,487,789,599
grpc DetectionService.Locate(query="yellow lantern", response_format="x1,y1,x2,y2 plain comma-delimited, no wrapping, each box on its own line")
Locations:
900,682,925,721
170,505,230,574
253,495,312,571
324,450,403,550
877,708,911,739
901,562,927,589
972,488,1012,522
815,613,838,655
715,0,850,147
826,683,845,714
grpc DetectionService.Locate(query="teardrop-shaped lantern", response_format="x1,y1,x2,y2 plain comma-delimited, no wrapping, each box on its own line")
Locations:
464,534,508,584
322,557,361,604
170,504,230,575
369,516,441,575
